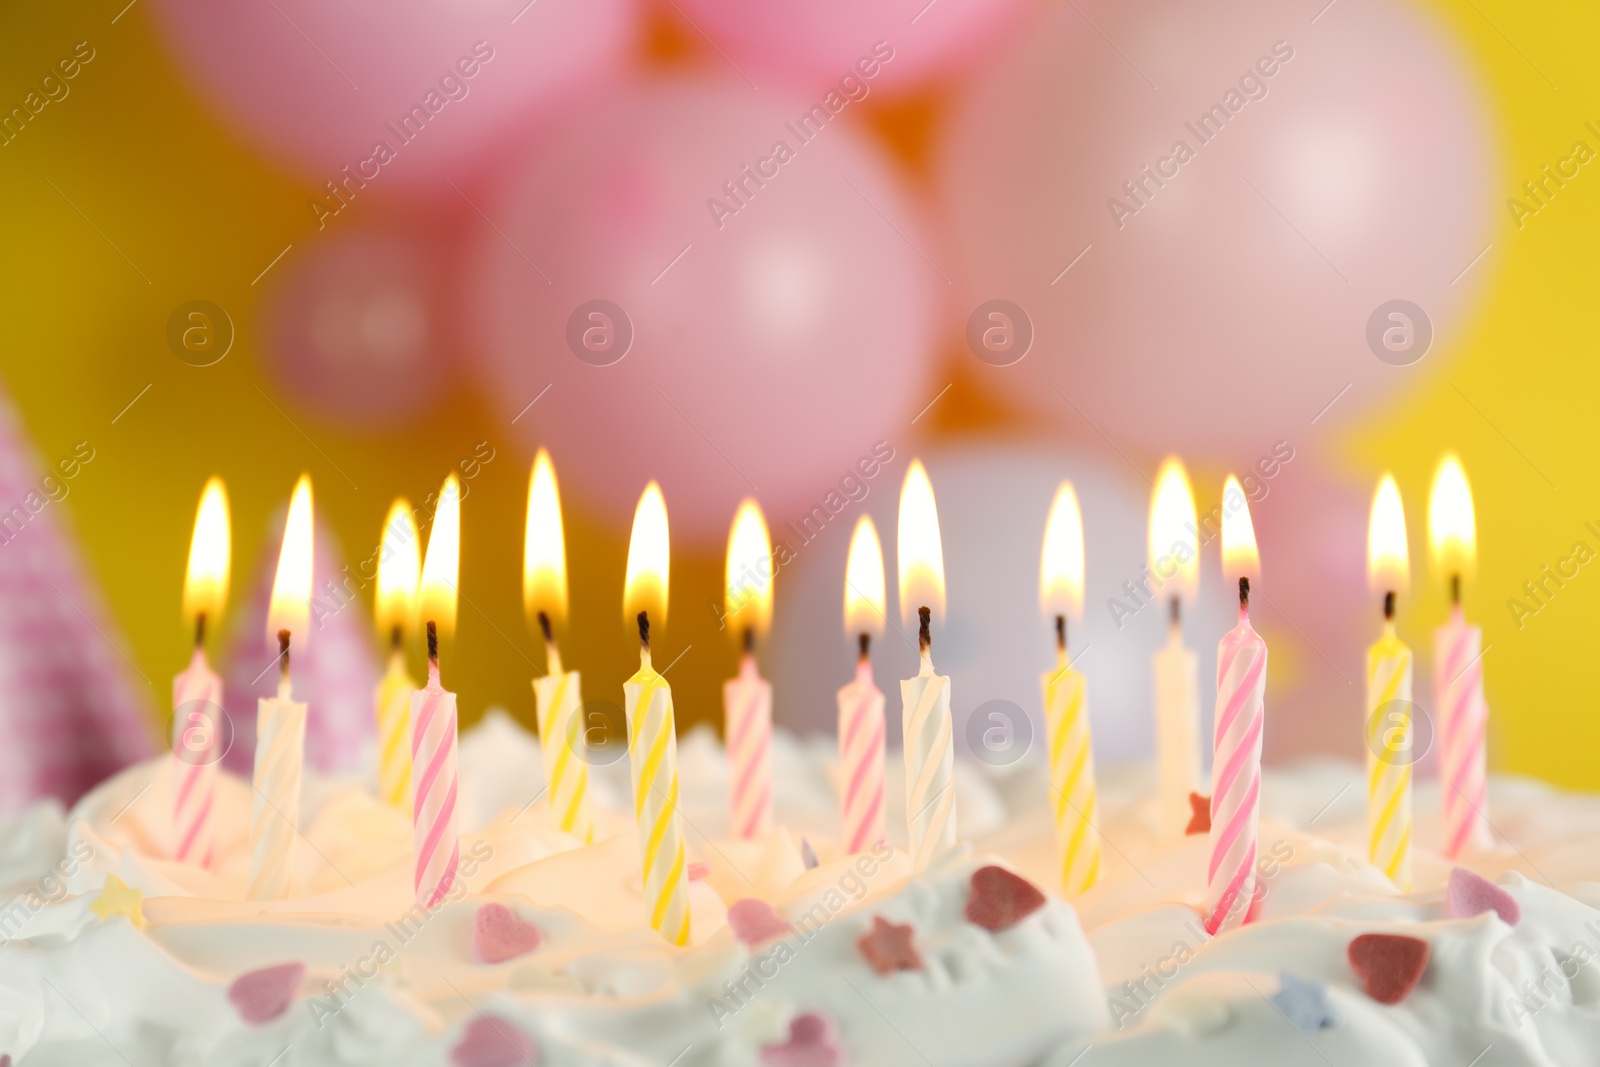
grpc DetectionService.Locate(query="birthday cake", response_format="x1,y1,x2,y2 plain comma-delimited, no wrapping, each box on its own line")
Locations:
1,712,1597,1067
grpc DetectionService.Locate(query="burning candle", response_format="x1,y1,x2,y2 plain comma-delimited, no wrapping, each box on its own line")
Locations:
897,460,956,873
838,516,887,855
1149,458,1201,840
173,477,229,867
412,474,462,908
723,499,775,841
248,474,312,900
525,450,593,842
1205,476,1267,935
1039,482,1100,895
1366,473,1414,891
1429,454,1489,858
373,500,420,813
622,483,691,945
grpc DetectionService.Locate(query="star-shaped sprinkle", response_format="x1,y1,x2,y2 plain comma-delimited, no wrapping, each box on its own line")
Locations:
800,837,820,870
857,916,922,975
1186,792,1211,835
90,875,145,930
1271,971,1337,1033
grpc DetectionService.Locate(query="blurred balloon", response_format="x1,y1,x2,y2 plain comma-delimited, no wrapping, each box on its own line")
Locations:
151,0,635,185
941,0,1495,453
468,78,942,541
223,512,378,779
261,231,451,426
668,0,1034,97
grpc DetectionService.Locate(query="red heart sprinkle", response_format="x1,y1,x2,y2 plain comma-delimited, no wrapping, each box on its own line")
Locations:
1348,933,1430,1005
965,865,1046,932
472,903,544,964
1186,792,1211,835
227,962,305,1025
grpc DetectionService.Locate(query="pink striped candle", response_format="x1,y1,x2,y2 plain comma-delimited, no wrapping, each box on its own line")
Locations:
837,652,886,855
1436,604,1488,857
1205,477,1266,936
724,653,773,840
412,643,459,908
171,646,222,866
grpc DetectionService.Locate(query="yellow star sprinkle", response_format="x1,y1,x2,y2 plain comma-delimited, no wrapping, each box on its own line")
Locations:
89,875,146,930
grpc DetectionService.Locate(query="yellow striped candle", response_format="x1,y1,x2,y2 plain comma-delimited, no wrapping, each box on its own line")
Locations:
525,451,592,842
373,500,421,813
1366,473,1414,892
248,474,312,901
1040,482,1099,895
621,482,690,945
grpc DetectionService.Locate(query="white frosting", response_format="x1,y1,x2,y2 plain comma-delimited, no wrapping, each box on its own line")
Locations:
0,713,1597,1065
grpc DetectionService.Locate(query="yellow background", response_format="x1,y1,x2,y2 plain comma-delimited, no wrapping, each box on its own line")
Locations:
0,1,1594,786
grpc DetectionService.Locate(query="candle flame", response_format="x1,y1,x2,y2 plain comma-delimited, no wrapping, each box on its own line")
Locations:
1039,482,1085,620
897,459,946,627
523,449,569,628
1367,472,1410,594
266,474,313,647
183,476,230,628
624,481,669,628
1148,456,1199,602
374,499,420,641
844,515,886,636
417,474,461,641
724,499,773,640
1428,453,1476,580
1220,475,1260,581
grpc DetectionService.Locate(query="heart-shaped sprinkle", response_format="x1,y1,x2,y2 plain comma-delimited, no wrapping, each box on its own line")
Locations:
227,962,305,1025
452,1015,540,1067
1186,792,1211,836
965,865,1046,932
1272,971,1337,1033
688,861,711,881
728,899,792,945
1348,933,1430,1005
472,903,544,964
1446,867,1521,927
760,1012,845,1067
800,837,820,871
857,916,922,975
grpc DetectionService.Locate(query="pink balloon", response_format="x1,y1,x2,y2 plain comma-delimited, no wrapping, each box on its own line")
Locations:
668,0,1033,96
261,231,452,427
467,78,942,541
940,0,1495,453
151,0,635,186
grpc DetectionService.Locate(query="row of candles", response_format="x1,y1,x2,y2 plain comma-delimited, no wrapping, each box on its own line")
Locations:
169,450,1487,943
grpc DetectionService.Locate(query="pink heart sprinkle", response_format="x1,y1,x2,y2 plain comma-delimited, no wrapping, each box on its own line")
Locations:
688,862,711,881
760,1012,845,1067
452,1016,540,1067
227,962,305,1025
1446,867,1521,927
728,899,792,945
472,903,544,964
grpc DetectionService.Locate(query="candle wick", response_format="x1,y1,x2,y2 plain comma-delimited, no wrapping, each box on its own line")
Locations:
1169,596,1180,629
1383,590,1396,621
1239,576,1250,611
742,626,754,655
637,610,650,652
427,620,439,665
858,632,871,662
1055,614,1066,654
390,624,403,652
537,610,554,645
276,628,291,690
917,606,931,654
194,612,207,650
1450,573,1461,607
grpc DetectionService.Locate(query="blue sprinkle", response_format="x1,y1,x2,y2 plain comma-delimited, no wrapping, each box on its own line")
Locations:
1272,971,1337,1033
800,837,820,870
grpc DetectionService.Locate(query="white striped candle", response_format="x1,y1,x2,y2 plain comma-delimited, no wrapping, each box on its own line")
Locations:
902,610,956,873
248,663,306,900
